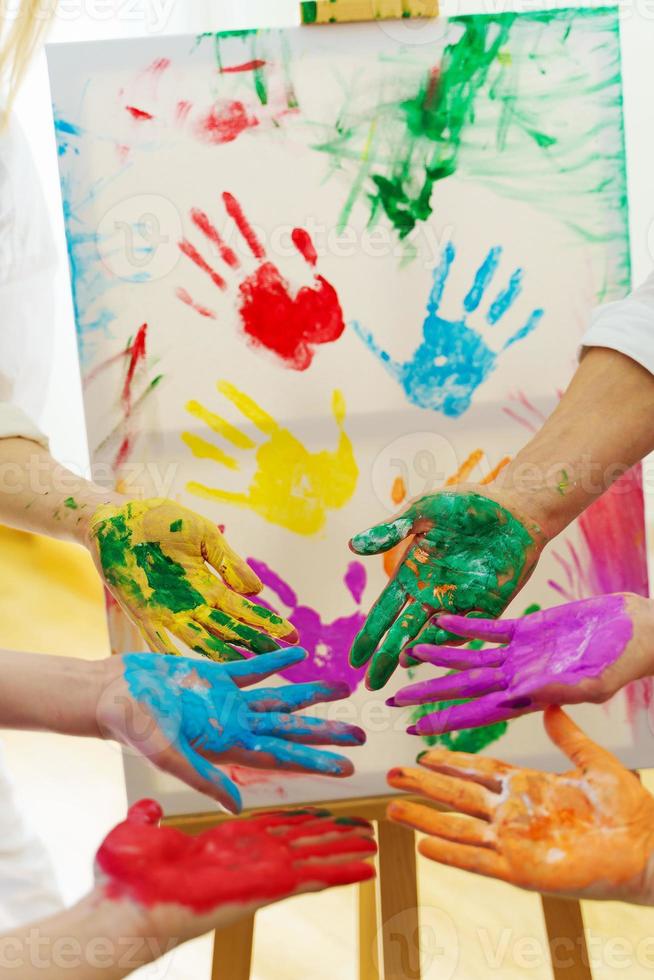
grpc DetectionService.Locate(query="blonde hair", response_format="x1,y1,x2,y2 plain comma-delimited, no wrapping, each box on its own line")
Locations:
0,0,56,125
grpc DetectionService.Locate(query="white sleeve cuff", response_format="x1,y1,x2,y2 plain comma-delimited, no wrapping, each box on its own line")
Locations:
580,298,654,376
0,403,49,449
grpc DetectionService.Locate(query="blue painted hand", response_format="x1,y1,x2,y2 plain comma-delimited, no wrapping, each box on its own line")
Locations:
97,649,365,813
352,243,545,418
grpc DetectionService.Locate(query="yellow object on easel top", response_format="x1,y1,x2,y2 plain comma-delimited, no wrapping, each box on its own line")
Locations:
300,0,438,25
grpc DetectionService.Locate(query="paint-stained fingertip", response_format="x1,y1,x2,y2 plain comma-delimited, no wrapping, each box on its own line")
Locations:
317,680,353,702
406,724,420,736
386,767,406,787
339,724,366,746
385,696,397,707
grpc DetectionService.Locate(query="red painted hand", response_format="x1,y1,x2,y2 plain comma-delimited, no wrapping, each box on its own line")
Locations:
96,800,377,940
177,191,345,370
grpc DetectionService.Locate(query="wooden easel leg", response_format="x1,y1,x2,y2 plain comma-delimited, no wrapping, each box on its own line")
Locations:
377,820,421,980
211,913,255,980
359,875,380,980
541,897,593,980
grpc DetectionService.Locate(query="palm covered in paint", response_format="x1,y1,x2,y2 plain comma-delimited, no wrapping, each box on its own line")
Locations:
177,191,345,370
96,800,376,939
89,497,297,658
388,708,654,902
395,594,652,736
353,243,544,417
246,558,368,690
98,649,364,813
349,488,546,690
183,383,358,536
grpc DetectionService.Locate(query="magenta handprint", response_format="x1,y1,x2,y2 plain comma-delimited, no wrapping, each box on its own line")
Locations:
177,192,345,370
247,558,367,691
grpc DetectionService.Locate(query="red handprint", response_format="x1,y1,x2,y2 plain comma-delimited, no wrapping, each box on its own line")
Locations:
177,192,345,370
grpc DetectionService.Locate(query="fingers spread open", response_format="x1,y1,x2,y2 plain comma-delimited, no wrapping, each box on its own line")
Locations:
195,607,281,655
387,799,495,846
350,578,406,669
391,666,505,707
387,766,494,819
243,680,351,713
200,580,298,642
247,711,365,746
418,836,511,883
436,614,515,644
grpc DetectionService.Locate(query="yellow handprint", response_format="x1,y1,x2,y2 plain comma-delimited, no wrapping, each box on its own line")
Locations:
182,382,358,536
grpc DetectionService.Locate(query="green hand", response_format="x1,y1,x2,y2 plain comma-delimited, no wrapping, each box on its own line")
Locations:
349,491,544,690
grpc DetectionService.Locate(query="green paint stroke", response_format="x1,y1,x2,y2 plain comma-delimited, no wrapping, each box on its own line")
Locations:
314,8,630,292
301,2,318,24
169,519,183,532
133,542,205,614
64,497,78,509
411,602,542,753
556,469,570,496
198,29,298,110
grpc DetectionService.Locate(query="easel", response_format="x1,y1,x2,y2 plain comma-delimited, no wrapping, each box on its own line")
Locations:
168,795,594,980
147,3,588,976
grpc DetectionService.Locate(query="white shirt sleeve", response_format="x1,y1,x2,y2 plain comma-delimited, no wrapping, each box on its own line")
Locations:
0,118,58,449
581,269,654,375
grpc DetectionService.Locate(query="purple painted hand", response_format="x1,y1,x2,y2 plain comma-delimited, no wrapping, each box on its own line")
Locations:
390,594,654,736
247,558,368,691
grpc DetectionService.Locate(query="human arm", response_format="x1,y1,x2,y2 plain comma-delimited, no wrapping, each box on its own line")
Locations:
389,592,654,734
0,437,297,657
0,647,365,813
4,800,377,979
387,706,654,904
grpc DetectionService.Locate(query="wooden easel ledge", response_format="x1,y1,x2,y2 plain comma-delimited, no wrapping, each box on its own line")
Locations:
301,0,439,25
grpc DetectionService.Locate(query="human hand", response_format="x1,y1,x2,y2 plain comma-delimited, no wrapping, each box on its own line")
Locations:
352,242,544,418
349,487,547,690
387,707,654,903
183,382,358,535
177,191,345,370
391,594,654,735
96,800,377,945
88,497,297,658
99,648,363,813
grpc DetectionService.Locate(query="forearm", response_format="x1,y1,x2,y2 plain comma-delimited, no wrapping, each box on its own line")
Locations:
494,347,654,536
0,892,169,979
0,438,119,545
0,650,105,737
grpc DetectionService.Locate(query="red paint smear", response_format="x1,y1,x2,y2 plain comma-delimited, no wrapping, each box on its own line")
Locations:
96,799,375,912
291,228,318,267
175,99,192,123
114,435,133,471
176,286,217,319
125,106,154,121
178,239,227,290
220,59,267,74
195,100,258,145
147,57,170,74
191,208,240,268
223,191,266,260
238,262,345,370
122,323,148,410
577,464,653,726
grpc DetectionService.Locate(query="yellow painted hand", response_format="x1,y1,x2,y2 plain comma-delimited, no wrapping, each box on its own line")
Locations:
88,497,298,660
182,382,358,536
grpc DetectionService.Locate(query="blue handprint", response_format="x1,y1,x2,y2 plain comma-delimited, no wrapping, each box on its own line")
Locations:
352,243,545,418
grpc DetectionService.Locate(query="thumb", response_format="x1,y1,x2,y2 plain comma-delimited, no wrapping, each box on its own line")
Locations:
350,505,418,556
544,706,624,774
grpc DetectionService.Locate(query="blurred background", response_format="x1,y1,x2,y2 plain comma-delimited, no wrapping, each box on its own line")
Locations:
4,1,654,977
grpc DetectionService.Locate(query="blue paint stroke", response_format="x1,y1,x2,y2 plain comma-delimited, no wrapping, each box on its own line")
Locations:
352,243,545,418
122,650,363,811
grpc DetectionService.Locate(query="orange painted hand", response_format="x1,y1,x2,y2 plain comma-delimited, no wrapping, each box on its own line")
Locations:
182,382,358,535
388,707,654,904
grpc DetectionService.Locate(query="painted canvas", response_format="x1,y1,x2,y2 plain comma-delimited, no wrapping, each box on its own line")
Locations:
47,7,651,815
